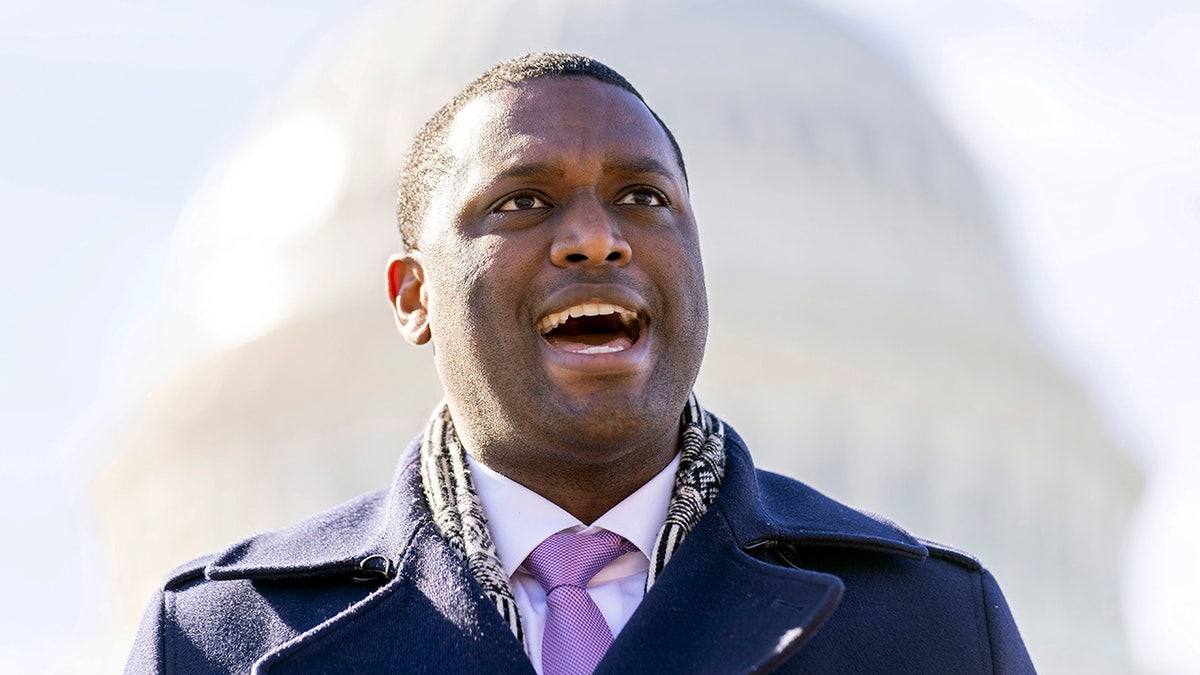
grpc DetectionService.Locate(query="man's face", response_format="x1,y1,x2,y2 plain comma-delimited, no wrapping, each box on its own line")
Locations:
395,77,707,467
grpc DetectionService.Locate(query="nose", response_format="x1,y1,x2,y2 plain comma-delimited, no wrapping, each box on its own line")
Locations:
549,195,632,267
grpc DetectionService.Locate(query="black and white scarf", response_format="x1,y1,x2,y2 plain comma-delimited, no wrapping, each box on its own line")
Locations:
418,393,726,647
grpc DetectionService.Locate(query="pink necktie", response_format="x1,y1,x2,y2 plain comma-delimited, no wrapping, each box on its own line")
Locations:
523,531,637,675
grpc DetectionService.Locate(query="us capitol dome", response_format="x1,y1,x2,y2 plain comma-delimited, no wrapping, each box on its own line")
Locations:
96,1,1141,672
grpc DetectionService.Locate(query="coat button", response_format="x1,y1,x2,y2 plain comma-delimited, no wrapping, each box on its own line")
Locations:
351,554,395,583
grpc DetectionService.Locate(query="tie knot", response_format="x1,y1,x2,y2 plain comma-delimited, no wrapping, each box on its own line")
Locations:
523,530,636,593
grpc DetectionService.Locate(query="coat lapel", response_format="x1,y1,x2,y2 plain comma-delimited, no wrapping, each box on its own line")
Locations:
251,520,534,674
598,504,844,674
205,440,534,674
599,428,925,674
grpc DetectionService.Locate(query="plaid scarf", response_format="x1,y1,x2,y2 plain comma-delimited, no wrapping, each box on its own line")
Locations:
418,393,727,647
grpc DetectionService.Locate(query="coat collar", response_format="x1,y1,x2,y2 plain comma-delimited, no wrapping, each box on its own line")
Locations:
595,425,927,673
205,425,926,580
716,425,928,559
204,423,929,674
205,437,428,582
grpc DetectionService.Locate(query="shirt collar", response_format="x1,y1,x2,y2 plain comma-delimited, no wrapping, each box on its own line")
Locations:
466,452,681,578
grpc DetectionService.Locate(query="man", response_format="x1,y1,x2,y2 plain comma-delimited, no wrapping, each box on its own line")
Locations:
127,53,1035,674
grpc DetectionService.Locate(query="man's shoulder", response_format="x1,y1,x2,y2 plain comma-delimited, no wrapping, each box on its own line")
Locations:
157,448,426,595
736,464,1032,673
130,483,418,674
747,465,984,573
147,486,397,603
718,426,980,575
719,430,931,564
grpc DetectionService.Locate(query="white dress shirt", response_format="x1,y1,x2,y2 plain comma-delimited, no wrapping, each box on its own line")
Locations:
465,452,680,674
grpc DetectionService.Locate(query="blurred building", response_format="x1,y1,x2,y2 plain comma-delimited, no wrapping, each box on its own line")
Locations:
95,1,1141,672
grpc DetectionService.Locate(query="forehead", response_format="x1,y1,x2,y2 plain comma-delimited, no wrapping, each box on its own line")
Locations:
443,77,681,185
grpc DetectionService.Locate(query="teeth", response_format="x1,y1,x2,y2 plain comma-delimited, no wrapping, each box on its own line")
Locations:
577,344,625,354
537,302,638,334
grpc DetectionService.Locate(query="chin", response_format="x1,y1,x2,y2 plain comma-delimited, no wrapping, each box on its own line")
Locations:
543,384,689,447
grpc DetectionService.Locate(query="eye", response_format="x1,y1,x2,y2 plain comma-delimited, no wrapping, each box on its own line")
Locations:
616,188,668,207
495,193,550,212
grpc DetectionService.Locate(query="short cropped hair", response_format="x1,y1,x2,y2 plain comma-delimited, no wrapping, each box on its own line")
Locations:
395,52,687,251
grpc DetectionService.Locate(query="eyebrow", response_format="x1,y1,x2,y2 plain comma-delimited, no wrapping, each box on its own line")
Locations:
494,162,566,181
492,157,680,183
602,158,679,181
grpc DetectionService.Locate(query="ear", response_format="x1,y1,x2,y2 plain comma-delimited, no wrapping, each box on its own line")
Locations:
386,253,431,346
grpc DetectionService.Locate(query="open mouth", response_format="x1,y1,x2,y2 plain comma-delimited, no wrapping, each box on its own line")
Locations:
536,302,642,355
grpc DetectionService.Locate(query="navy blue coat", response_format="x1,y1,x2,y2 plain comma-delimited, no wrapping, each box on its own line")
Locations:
126,426,1035,673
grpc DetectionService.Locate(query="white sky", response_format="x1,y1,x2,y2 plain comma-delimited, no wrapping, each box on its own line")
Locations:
0,0,1195,672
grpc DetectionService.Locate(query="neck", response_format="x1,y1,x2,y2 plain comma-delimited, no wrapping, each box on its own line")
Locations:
461,422,680,525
